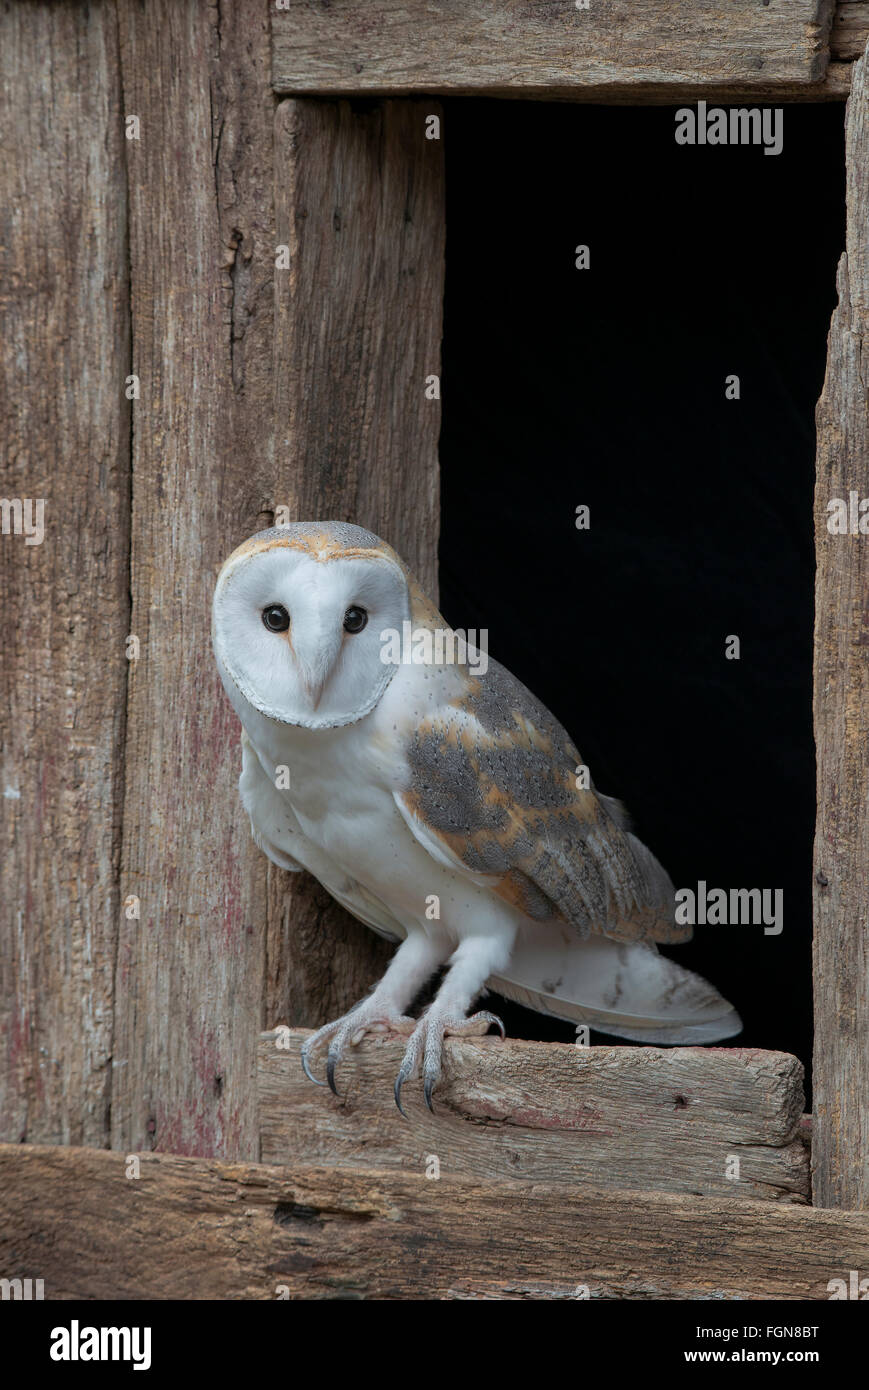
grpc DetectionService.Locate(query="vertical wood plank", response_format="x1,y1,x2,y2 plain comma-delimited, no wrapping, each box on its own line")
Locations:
0,1,130,1147
813,41,869,1209
111,0,276,1159
267,98,444,1027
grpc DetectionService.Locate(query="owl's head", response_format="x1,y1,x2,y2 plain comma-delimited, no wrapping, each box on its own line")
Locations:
212,521,411,729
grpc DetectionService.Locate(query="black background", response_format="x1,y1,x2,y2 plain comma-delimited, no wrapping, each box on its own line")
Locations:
439,100,846,1096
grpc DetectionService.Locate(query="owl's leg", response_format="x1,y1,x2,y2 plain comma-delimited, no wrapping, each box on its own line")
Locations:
394,934,509,1116
300,932,448,1095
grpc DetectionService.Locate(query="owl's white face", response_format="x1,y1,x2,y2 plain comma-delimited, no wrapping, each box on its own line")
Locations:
212,536,411,729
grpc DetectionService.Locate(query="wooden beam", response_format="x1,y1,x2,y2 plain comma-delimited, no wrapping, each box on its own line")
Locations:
110,0,277,1160
0,1,130,1147
823,60,866,94
813,42,869,1211
272,0,834,98
259,1031,809,1202
2,1142,867,1299
267,99,444,1029
832,2,869,60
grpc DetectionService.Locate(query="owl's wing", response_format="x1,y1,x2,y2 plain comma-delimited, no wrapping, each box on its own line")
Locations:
395,657,742,1042
395,655,689,947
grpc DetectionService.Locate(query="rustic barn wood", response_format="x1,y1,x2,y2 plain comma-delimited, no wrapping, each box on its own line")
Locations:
2,1142,867,1299
832,2,869,59
110,0,277,1160
272,0,834,99
1,1,865,1268
0,1,130,1148
813,40,869,1211
827,60,865,92
259,1031,809,1202
267,98,444,1030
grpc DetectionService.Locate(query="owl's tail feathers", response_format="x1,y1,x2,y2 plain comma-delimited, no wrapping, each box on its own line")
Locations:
488,932,742,1045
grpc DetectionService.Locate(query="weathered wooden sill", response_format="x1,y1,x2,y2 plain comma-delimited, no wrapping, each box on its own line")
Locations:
261,1030,810,1203
2,1141,867,1300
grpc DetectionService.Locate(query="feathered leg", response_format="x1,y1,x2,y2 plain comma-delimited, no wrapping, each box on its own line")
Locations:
394,933,510,1115
301,932,447,1095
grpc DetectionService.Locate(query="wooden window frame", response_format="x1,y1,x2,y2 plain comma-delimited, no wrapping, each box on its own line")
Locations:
269,0,869,1215
3,0,867,1301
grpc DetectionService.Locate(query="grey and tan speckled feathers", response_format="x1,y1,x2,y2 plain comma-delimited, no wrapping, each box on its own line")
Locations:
398,655,689,947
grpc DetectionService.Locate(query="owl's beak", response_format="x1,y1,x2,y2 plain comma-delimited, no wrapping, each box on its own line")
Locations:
293,616,342,714
296,639,339,712
301,670,327,711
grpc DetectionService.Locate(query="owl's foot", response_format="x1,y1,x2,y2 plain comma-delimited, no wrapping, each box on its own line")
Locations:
394,1009,505,1117
301,1002,416,1096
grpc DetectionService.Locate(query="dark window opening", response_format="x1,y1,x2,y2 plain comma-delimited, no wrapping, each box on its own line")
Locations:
439,100,845,1097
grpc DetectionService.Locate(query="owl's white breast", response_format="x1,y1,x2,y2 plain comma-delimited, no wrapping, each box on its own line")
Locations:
233,659,522,950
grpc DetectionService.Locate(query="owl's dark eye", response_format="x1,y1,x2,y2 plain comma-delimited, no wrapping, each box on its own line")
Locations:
262,604,290,633
343,605,368,634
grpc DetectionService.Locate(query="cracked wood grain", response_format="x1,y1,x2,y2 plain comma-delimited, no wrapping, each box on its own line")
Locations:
0,0,130,1148
832,2,869,59
3,1143,867,1299
272,0,834,98
258,1031,809,1202
111,0,277,1159
812,36,869,1211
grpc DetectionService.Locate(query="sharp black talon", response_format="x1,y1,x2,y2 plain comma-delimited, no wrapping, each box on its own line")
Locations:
394,1074,408,1118
423,1076,436,1113
301,1049,328,1086
326,1054,340,1096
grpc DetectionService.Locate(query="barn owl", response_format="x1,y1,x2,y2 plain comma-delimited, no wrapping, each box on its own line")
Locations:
213,521,741,1112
